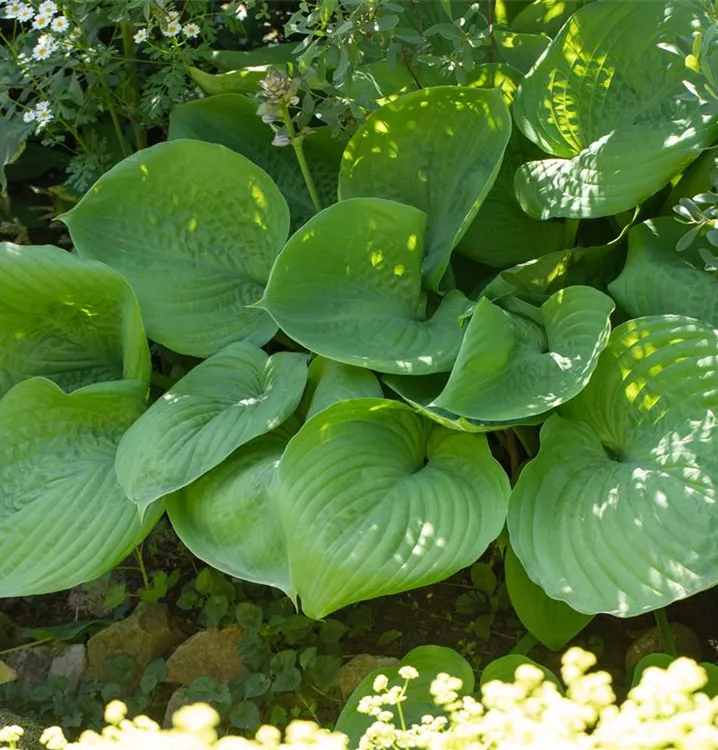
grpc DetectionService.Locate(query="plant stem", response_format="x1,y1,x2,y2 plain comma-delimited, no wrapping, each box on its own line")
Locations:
135,545,150,590
97,70,131,158
121,22,148,151
487,0,495,62
282,105,322,213
0,638,52,657
509,632,538,656
654,608,677,657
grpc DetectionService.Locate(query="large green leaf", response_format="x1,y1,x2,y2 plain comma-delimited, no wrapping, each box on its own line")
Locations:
609,218,718,327
338,86,511,290
0,378,162,596
299,356,383,421
166,423,298,599
61,140,289,357
168,94,344,226
116,342,307,510
0,115,25,196
274,399,511,618
480,654,562,691
457,65,578,268
336,645,475,748
0,243,150,397
505,545,592,651
512,1,718,219
508,315,718,616
433,287,614,421
259,198,471,375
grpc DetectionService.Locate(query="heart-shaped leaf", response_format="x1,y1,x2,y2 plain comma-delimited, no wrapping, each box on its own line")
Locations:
116,342,307,510
433,287,614,421
480,654,562,691
513,1,718,219
167,423,298,599
260,198,471,375
509,315,718,616
0,242,149,397
274,398,510,618
0,378,162,597
338,86,511,289
609,218,718,327
61,140,289,357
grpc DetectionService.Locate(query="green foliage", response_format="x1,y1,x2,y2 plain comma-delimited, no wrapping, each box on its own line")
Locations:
2,0,718,661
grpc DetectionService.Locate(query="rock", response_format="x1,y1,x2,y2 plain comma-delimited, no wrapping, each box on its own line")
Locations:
0,611,19,650
4,645,57,691
625,622,703,671
162,687,192,729
48,644,87,695
335,654,401,699
165,625,245,686
86,603,184,683
0,710,45,750
68,577,115,619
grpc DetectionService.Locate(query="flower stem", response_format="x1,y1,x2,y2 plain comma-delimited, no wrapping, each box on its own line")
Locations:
282,105,322,213
121,23,148,151
654,608,678,657
135,545,150,590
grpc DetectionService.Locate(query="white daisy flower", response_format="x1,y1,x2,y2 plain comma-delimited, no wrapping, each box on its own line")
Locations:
167,10,180,22
133,28,148,43
38,0,57,14
236,3,248,21
22,110,37,123
182,22,200,39
36,108,54,131
17,4,34,21
32,36,56,59
35,100,51,114
50,15,69,32
4,2,27,20
32,12,52,29
163,20,181,37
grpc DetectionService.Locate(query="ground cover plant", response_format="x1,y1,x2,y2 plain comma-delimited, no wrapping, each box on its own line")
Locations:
3,0,718,741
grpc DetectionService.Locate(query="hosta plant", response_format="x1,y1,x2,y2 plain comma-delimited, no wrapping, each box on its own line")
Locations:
1,0,718,640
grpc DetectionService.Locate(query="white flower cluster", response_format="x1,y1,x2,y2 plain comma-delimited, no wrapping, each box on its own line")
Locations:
2,1,70,44
132,8,201,45
21,99,53,132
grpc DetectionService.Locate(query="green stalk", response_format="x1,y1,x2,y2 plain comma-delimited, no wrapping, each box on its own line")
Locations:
654,608,677,657
97,70,131,158
282,105,322,213
121,22,148,151
509,632,538,656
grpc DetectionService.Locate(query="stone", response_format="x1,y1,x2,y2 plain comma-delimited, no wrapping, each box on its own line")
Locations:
4,645,57,691
86,603,185,683
625,622,703,671
48,644,87,695
335,654,401,699
0,710,45,750
162,687,192,729
164,625,245,686
68,577,115,619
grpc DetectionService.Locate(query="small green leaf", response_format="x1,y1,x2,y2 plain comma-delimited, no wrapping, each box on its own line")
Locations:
271,667,302,692
319,620,349,644
230,700,261,729
235,603,264,632
244,673,272,699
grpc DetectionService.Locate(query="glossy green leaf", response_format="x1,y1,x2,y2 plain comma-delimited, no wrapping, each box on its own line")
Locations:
338,86,511,289
0,378,162,596
509,316,718,616
169,94,344,226
480,654,562,691
260,198,471,375
513,1,718,219
299,357,383,421
433,287,614,421
116,342,307,510
494,30,550,74
0,242,150,397
609,218,718,327
336,645,475,747
0,115,25,196
167,424,298,599
274,399,511,618
61,140,289,357
505,545,592,651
